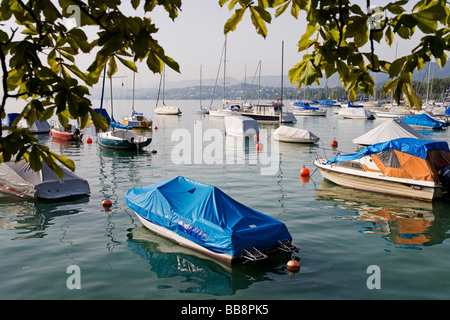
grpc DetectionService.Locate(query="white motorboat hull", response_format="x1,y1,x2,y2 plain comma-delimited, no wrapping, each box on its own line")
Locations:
134,213,235,263
314,158,442,201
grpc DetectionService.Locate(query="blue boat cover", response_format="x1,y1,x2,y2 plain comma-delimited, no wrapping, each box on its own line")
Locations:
319,100,336,106
93,108,111,124
402,113,448,129
110,116,132,130
348,102,363,108
445,105,450,116
125,176,293,258
326,138,450,164
293,101,319,110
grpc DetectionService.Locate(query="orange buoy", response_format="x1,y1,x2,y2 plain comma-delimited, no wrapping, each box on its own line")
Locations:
286,260,300,272
86,137,92,144
300,167,310,176
253,134,259,141
102,199,112,209
331,140,338,148
256,143,263,151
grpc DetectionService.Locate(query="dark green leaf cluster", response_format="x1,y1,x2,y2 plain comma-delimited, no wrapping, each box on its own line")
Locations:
0,0,181,177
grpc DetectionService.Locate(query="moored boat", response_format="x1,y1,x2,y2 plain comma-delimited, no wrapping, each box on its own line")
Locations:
0,158,90,199
402,113,447,130
339,107,375,119
224,115,259,137
123,111,152,129
352,118,430,146
125,176,299,263
272,125,320,144
50,124,83,141
313,138,450,201
98,122,151,149
289,101,327,116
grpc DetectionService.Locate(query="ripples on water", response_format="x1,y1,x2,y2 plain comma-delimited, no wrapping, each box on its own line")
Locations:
1,99,450,300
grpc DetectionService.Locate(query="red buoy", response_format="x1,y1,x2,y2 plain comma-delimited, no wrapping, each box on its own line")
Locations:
253,134,259,142
102,199,112,209
300,167,310,176
86,137,92,144
286,260,300,272
331,140,338,148
154,126,158,130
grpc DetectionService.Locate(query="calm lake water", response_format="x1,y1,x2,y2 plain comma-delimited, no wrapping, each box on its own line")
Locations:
1,99,450,301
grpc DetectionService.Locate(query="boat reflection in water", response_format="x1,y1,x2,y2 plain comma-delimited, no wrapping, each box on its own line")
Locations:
316,181,450,248
127,225,288,296
0,194,89,240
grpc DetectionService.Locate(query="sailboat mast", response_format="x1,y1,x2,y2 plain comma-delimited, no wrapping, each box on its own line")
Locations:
100,67,106,110
132,72,135,112
223,35,227,103
280,41,284,124
110,76,114,124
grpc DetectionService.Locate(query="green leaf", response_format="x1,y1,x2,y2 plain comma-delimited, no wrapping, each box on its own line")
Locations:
107,56,118,78
224,8,246,34
117,56,138,72
249,7,268,38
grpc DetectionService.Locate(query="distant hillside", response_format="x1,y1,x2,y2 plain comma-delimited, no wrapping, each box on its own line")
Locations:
92,62,450,100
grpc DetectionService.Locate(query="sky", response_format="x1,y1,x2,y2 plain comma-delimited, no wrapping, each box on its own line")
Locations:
3,0,422,93
114,0,421,90
120,0,308,89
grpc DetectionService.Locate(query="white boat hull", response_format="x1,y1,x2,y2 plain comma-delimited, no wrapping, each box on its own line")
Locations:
314,159,442,201
134,213,235,263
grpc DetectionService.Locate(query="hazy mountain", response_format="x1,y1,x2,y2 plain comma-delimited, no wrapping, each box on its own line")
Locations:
91,62,450,100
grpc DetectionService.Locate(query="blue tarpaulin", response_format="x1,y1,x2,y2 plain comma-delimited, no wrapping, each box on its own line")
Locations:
402,113,448,129
293,101,319,110
326,138,450,164
125,176,293,258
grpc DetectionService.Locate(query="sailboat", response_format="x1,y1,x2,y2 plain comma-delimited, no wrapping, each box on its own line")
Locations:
98,74,152,150
154,66,182,115
209,36,242,117
241,60,296,123
122,72,152,129
194,65,209,114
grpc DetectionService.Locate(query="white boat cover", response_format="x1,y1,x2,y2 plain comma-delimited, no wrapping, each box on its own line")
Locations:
272,125,320,143
154,105,181,115
339,107,373,119
353,118,430,146
0,159,90,199
225,115,259,137
17,119,51,133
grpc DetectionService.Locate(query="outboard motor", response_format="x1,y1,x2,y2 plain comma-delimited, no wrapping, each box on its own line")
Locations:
438,165,450,192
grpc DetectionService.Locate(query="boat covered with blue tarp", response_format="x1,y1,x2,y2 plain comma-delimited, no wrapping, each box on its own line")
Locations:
125,176,299,263
326,138,450,164
402,113,447,129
